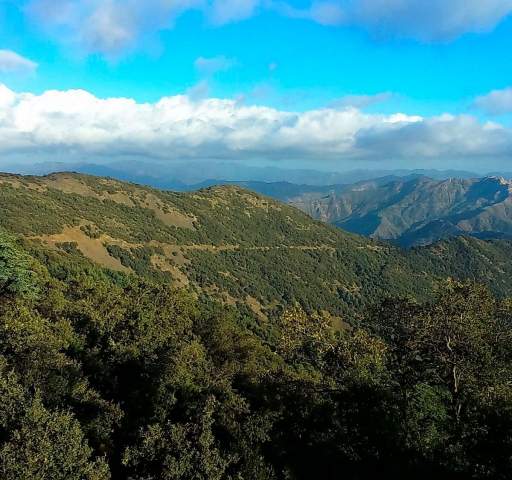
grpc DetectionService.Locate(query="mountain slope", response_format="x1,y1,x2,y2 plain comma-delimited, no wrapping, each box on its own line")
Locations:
2,172,512,325
281,176,512,246
3,184,512,480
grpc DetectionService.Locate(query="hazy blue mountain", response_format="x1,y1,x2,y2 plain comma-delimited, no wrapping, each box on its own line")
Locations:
5,160,483,188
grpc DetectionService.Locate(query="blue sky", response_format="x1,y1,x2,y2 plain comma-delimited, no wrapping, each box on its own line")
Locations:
1,0,512,173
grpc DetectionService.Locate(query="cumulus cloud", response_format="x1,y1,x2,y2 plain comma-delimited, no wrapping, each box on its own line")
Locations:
0,50,38,73
354,114,511,159
26,0,202,55
474,87,512,115
0,84,511,167
22,0,512,56
25,0,262,55
353,0,512,41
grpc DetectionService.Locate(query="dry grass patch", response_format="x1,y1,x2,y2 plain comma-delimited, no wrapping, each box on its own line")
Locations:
34,226,131,273
140,193,196,229
246,296,268,322
151,254,189,286
0,176,46,192
43,174,136,206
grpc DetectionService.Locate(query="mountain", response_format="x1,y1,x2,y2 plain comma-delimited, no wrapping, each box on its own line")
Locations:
5,160,482,187
276,175,512,247
29,163,510,248
3,172,512,479
3,172,512,324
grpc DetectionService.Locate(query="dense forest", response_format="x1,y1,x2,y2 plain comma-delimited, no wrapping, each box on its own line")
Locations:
1,227,512,479
1,173,512,479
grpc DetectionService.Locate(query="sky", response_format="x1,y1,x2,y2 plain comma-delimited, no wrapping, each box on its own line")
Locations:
1,0,512,174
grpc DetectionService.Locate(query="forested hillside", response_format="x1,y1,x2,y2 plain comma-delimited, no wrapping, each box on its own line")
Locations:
2,172,512,327
1,211,512,479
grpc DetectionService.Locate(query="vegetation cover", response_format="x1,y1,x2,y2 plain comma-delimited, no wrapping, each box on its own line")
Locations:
1,173,512,479
3,172,512,321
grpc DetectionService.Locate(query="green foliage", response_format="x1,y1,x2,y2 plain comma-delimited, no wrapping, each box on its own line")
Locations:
366,281,512,477
1,175,512,479
4,173,512,324
0,397,110,480
123,397,239,480
0,230,39,299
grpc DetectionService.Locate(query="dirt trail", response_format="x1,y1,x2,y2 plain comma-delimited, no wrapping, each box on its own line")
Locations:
31,224,336,276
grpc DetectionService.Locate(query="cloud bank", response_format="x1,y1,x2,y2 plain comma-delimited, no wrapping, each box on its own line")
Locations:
345,0,512,41
475,87,512,115
23,0,512,56
0,84,510,168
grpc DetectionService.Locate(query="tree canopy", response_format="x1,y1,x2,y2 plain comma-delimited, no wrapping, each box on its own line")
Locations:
1,234,512,479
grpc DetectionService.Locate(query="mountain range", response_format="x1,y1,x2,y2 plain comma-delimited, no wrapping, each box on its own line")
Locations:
2,171,512,479
210,175,512,247
4,160,485,188
8,163,512,247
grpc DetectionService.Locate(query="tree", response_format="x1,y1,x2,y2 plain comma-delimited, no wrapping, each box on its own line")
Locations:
367,281,512,477
0,230,39,299
0,397,110,480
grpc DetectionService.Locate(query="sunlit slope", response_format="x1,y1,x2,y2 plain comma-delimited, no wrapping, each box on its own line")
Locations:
286,176,512,246
2,172,512,322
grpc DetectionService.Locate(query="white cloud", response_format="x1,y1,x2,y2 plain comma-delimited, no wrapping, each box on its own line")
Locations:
208,0,261,25
474,87,512,115
25,0,261,55
353,114,511,160
23,0,512,56
0,85,511,168
186,79,211,100
270,1,345,25
353,0,512,41
0,50,38,73
26,0,203,55
276,0,512,41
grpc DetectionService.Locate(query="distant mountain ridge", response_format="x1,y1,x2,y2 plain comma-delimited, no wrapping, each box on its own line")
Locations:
5,160,483,187
7,162,512,247
282,175,512,246
183,175,512,247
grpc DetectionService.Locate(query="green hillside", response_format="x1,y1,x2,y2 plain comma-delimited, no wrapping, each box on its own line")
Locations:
2,172,512,479
2,172,512,328
1,188,512,478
